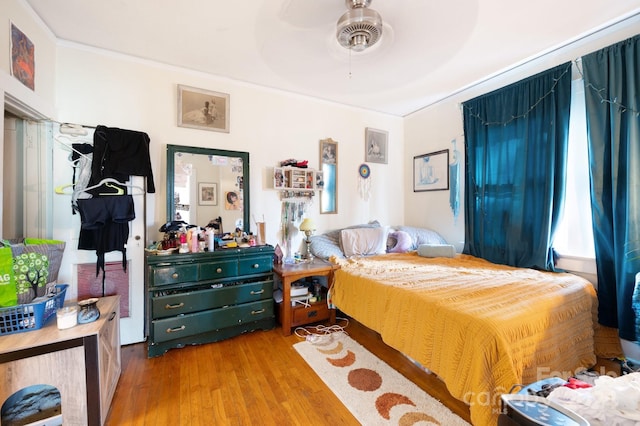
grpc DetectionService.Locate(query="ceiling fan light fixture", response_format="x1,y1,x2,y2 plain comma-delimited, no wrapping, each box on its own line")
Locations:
336,0,383,52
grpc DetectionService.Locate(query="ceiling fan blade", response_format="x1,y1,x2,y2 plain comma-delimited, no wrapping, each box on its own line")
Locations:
278,0,340,28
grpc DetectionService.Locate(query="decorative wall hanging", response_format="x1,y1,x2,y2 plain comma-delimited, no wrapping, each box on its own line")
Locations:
358,163,371,201
365,127,388,164
413,149,449,192
177,84,230,133
10,22,35,91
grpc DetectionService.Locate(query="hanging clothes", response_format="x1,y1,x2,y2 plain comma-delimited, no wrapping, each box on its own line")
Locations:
70,143,94,214
89,125,156,194
76,196,135,282
73,124,153,295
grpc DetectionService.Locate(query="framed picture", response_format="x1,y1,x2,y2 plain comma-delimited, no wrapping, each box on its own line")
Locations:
10,22,35,90
198,182,217,205
177,84,230,133
413,149,449,192
365,127,388,164
273,167,284,189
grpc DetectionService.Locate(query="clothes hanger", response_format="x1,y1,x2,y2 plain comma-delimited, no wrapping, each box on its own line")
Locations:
54,135,92,161
55,178,146,196
99,182,125,196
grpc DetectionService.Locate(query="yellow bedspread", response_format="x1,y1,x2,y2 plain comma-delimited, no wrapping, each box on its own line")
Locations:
330,253,598,426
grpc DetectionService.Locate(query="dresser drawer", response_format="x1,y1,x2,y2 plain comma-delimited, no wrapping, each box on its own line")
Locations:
152,299,274,343
151,280,274,319
239,255,272,276
150,263,198,286
292,301,330,326
199,259,238,280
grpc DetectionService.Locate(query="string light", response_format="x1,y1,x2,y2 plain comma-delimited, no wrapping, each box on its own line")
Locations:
575,58,640,117
462,63,572,127
463,59,640,127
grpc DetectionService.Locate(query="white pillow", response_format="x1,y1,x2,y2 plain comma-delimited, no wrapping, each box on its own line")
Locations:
340,227,389,257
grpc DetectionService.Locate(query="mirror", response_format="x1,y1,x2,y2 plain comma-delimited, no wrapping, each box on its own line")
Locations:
166,144,250,234
319,138,337,214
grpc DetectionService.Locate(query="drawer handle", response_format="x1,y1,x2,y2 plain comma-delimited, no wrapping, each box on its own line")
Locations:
172,272,179,279
216,268,223,273
251,308,266,315
167,325,186,333
165,302,185,310
108,312,116,321
250,289,265,295
252,263,260,269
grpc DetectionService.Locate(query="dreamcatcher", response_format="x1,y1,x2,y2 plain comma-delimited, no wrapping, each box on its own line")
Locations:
358,163,371,201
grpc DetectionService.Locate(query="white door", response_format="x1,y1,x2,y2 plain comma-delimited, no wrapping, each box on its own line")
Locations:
51,128,146,345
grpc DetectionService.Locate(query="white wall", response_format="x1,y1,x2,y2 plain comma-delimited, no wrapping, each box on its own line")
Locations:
52,43,404,254
404,14,640,262
0,0,56,114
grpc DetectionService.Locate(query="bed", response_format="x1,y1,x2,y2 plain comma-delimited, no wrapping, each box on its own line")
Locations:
310,223,618,426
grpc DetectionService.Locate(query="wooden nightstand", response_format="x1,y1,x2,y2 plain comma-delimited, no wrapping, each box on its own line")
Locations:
273,258,339,335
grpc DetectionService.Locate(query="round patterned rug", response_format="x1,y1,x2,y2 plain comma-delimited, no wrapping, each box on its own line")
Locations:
293,333,470,425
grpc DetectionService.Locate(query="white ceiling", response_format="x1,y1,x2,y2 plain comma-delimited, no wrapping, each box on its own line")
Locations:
24,0,640,117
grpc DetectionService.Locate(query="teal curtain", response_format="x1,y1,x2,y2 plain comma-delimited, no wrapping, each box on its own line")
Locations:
462,63,572,270
582,34,640,341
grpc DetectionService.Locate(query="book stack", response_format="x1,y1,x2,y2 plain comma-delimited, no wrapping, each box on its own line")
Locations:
291,284,311,307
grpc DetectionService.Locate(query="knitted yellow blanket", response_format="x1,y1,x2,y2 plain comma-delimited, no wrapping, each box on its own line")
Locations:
330,252,600,426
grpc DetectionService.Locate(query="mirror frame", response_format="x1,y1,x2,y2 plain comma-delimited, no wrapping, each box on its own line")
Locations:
166,144,250,233
319,138,338,214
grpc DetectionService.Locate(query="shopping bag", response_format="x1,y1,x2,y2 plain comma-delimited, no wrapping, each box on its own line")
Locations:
13,252,49,304
9,238,65,299
0,242,17,307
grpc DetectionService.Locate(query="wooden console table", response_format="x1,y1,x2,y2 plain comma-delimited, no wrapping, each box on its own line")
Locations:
0,296,121,426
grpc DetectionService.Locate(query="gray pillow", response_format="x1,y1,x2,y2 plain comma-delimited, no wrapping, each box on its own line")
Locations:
310,221,380,259
393,226,447,250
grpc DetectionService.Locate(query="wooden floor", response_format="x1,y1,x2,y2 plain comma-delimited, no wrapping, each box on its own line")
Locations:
105,317,472,425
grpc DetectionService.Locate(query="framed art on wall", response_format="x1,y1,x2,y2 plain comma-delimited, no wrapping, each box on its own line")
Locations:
198,182,217,205
10,22,35,90
365,127,388,164
177,84,230,133
413,149,449,191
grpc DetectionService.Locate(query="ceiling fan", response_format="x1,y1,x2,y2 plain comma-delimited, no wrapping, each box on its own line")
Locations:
335,0,384,52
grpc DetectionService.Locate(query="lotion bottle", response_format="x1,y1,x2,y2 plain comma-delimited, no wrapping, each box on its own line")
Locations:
191,227,199,253
178,226,189,253
207,228,215,252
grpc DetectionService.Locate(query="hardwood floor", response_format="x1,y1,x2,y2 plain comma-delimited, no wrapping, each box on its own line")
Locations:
105,317,472,425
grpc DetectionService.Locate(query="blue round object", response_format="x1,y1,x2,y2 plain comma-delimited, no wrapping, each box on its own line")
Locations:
359,164,371,179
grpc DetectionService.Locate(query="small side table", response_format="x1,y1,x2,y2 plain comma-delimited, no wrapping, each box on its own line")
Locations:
273,258,339,336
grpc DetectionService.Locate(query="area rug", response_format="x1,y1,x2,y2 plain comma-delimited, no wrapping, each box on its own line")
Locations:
294,333,470,425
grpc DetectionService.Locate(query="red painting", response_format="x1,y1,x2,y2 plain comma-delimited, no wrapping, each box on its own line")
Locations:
11,23,35,91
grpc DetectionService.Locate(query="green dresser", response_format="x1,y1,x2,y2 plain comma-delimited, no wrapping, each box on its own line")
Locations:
145,245,275,357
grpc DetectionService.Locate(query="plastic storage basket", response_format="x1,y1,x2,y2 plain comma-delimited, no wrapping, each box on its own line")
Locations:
0,284,68,335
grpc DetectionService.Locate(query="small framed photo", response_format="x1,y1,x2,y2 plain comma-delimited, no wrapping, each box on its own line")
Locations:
413,149,449,192
315,171,324,190
365,127,388,164
198,182,217,205
177,84,230,133
274,167,284,189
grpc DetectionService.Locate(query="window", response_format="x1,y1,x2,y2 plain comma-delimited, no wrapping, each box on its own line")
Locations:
553,79,595,259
